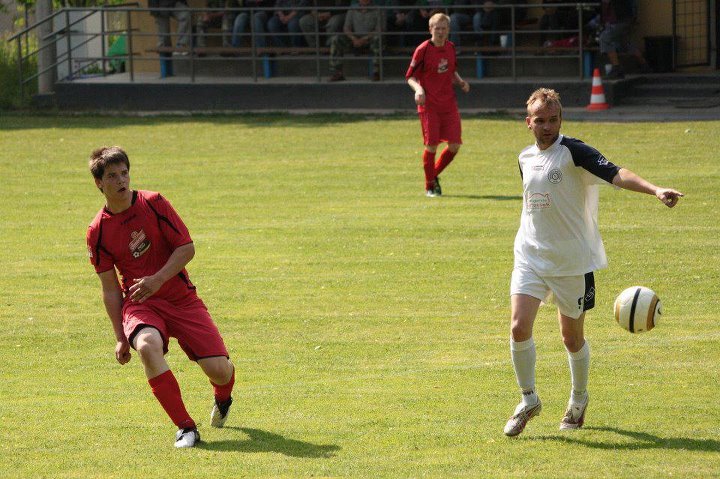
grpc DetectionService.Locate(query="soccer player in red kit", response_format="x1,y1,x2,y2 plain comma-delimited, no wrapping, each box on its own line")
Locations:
86,146,235,448
406,12,470,197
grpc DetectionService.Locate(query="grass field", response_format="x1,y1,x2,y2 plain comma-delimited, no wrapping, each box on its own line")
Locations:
1,114,719,478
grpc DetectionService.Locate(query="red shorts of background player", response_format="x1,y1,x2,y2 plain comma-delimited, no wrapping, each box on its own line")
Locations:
419,107,462,145
123,295,229,361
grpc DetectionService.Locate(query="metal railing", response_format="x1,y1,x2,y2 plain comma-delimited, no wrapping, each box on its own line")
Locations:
8,2,600,98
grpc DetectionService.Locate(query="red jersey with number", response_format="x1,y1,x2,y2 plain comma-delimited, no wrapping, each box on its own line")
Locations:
405,39,458,113
86,190,196,303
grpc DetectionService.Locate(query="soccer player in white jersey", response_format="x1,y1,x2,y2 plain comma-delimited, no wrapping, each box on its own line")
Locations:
503,88,684,437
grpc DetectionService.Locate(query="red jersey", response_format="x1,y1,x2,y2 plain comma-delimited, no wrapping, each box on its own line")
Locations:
86,190,196,303
405,39,458,113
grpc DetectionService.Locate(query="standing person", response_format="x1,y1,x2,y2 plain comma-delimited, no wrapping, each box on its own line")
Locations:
86,146,236,448
504,89,683,437
406,12,470,197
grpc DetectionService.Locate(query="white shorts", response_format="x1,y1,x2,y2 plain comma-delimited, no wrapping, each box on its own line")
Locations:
510,265,596,319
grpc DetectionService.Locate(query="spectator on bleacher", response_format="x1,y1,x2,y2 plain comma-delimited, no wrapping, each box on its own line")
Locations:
231,0,272,48
448,0,479,48
413,0,452,43
150,0,192,54
196,0,239,48
299,0,349,48
328,0,384,81
538,0,579,45
599,0,650,79
449,1,508,48
267,0,309,48
384,0,416,47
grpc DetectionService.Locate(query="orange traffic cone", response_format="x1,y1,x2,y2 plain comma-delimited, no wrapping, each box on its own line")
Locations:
586,68,609,111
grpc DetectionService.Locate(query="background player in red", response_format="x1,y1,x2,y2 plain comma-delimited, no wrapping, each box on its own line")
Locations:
86,146,235,448
406,12,470,197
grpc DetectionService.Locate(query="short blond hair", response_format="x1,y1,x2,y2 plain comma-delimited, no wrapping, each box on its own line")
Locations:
526,88,562,116
429,12,450,29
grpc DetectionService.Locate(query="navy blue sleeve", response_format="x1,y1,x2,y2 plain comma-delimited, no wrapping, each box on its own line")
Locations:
561,136,620,183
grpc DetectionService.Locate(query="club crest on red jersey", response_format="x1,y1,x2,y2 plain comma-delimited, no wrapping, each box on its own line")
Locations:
129,229,151,258
437,58,448,74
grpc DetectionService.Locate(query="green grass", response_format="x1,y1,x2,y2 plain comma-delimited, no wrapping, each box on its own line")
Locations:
1,114,719,478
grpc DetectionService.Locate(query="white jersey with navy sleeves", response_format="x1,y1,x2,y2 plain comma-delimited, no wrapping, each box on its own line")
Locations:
514,134,620,276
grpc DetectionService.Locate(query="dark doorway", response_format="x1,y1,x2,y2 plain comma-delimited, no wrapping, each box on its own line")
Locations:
673,0,712,67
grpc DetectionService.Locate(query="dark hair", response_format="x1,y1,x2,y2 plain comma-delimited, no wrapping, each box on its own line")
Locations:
89,146,130,179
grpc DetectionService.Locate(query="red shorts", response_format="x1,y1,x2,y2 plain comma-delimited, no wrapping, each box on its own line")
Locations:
122,295,229,361
419,107,462,146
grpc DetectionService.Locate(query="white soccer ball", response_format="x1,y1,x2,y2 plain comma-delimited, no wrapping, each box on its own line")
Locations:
614,286,662,333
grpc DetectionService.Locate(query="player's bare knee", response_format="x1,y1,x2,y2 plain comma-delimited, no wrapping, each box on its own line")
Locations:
562,335,584,353
510,320,532,342
448,143,461,153
134,331,163,359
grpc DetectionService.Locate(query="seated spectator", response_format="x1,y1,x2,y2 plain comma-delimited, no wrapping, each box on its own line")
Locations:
413,0,453,43
329,0,384,81
196,0,239,48
149,0,192,54
299,0,349,48
538,0,579,45
599,0,650,78
267,0,308,48
231,0,272,48
384,0,416,47
448,0,480,48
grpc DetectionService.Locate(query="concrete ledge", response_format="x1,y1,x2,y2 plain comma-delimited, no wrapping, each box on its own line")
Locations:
53,77,609,112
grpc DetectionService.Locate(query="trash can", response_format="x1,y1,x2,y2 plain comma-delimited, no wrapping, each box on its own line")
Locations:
644,36,675,72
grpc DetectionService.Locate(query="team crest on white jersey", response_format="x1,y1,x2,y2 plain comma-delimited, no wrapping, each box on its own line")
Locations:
129,229,151,258
548,168,563,184
437,58,448,73
526,192,551,210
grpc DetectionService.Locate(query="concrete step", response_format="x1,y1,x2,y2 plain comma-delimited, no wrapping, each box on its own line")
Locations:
619,96,720,108
633,73,720,86
629,82,720,98
164,53,585,80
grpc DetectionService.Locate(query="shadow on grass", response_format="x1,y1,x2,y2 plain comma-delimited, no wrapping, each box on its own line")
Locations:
529,426,720,452
197,427,341,457
442,194,523,201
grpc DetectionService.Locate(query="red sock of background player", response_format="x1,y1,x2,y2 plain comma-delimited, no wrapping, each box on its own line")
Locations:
148,370,196,430
434,147,457,178
211,366,235,402
423,149,436,190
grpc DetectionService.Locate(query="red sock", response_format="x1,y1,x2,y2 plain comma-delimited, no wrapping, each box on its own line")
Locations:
423,149,436,190
434,148,457,178
148,370,195,430
211,367,235,403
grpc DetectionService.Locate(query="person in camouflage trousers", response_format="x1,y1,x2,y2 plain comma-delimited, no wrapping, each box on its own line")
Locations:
329,0,384,81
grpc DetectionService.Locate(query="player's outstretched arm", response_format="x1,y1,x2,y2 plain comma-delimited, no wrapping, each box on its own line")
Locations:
129,242,196,303
612,167,684,208
98,269,131,364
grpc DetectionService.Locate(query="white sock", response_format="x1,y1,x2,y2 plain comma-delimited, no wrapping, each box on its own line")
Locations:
567,340,590,405
511,337,537,406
